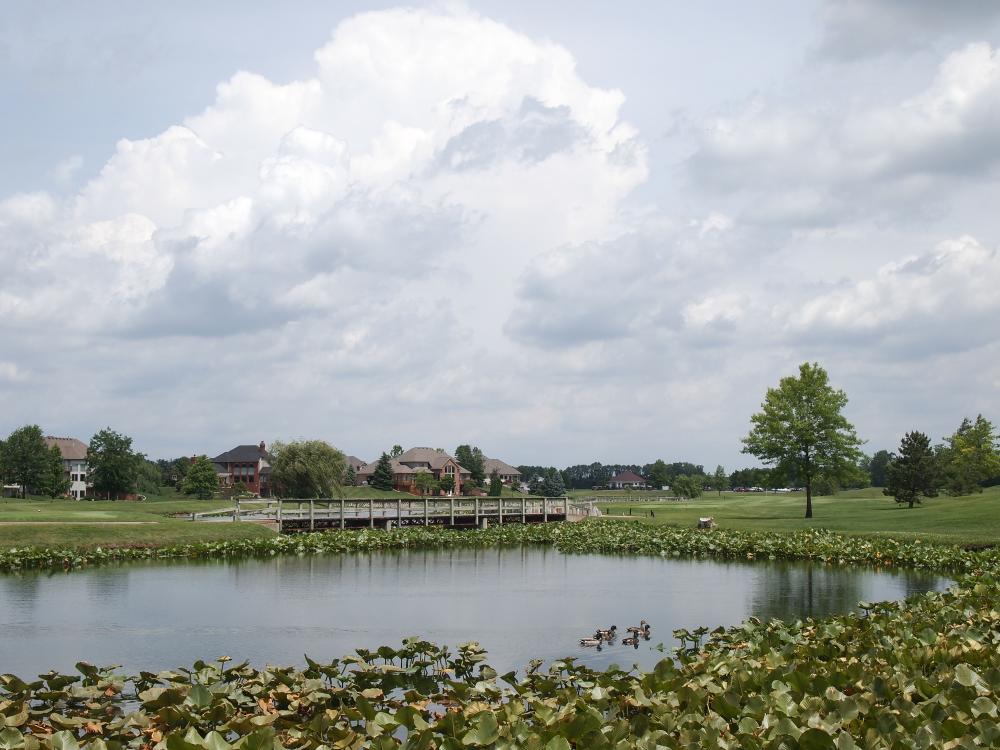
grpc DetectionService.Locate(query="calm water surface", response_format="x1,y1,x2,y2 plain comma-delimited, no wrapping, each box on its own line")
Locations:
0,547,948,676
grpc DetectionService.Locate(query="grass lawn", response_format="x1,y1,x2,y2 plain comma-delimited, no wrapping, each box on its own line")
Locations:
596,485,1000,544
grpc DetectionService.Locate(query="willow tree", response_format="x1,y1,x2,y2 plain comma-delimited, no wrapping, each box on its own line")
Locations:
269,440,345,498
742,362,863,518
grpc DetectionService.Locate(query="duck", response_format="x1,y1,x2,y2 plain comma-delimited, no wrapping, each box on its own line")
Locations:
626,620,648,636
622,636,639,647
595,625,617,640
579,637,603,647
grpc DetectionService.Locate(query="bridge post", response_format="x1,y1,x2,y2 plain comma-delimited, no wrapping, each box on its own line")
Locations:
309,499,314,531
543,498,548,522
474,497,480,527
449,497,454,526
369,498,374,528
397,498,402,528
521,497,526,523
498,497,503,525
424,497,429,526
234,500,240,522
277,500,282,532
340,498,345,529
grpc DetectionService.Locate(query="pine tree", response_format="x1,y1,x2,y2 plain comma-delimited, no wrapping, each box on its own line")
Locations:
370,453,395,491
488,469,502,497
885,431,940,509
39,444,70,498
344,464,358,487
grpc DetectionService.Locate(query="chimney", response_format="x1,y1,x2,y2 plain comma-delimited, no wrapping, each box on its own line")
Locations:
259,441,266,452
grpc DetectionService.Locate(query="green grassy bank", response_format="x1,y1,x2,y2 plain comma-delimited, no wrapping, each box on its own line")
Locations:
595,485,1000,544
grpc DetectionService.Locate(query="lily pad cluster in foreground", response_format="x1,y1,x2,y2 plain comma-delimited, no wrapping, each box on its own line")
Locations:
3,522,1000,748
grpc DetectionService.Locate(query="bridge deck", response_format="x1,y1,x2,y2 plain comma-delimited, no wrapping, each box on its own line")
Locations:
189,497,589,532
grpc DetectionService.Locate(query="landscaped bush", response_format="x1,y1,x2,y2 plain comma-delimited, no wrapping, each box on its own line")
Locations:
3,522,1000,748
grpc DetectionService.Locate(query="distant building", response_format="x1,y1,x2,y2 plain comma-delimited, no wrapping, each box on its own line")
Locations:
344,455,367,473
210,441,272,496
609,470,648,490
357,447,472,494
482,457,521,485
44,436,91,499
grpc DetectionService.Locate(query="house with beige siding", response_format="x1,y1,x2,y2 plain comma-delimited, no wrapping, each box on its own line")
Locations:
44,436,91,499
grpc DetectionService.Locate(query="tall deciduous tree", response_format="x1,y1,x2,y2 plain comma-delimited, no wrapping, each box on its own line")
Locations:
439,474,455,494
647,460,670,489
866,450,891,487
709,465,728,496
454,445,486,487
672,474,703,499
269,440,345,498
182,456,220,500
742,362,864,518
390,445,404,458
941,415,1000,496
370,453,395,491
2,425,49,497
884,431,940,509
88,428,141,498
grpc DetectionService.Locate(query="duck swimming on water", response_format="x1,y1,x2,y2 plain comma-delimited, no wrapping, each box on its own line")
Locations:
622,636,639,648
595,625,617,641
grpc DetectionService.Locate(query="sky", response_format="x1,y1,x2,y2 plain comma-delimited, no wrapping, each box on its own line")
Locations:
2,0,999,468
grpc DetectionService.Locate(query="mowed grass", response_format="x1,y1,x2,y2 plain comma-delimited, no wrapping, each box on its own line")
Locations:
596,485,1000,544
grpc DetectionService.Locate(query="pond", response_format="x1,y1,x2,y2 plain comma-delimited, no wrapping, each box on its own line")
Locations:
0,546,949,676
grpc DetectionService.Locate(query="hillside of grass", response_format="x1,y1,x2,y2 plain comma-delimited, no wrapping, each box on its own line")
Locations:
596,485,1000,543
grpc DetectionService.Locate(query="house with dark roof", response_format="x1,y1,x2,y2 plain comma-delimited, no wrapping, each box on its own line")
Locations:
357,447,472,494
609,470,648,490
44,436,91,499
482,457,521,485
210,441,272,496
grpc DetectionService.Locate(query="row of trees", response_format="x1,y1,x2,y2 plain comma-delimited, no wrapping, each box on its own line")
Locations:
0,425,152,498
884,416,1000,508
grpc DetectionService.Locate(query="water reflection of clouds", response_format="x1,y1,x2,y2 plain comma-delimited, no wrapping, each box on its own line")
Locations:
0,550,949,677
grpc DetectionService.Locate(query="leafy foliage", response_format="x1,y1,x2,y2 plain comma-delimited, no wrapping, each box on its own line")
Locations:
5,522,1000,748
182,456,219,500
529,467,565,496
941,415,1000,496
671,474,703,499
743,362,864,518
455,445,486,487
413,471,439,496
1,424,49,498
269,440,345,498
87,428,141,498
343,464,358,487
488,469,502,497
885,431,940,509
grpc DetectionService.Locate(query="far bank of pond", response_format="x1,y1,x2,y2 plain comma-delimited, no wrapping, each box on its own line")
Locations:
0,546,948,676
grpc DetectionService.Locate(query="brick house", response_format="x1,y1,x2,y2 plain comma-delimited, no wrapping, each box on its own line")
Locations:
210,441,272,496
357,447,472,494
482,457,522,485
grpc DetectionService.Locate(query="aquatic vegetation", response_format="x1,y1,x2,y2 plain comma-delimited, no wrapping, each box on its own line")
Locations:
3,521,1000,747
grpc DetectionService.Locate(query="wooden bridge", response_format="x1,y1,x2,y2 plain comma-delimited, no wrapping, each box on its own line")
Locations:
189,497,594,533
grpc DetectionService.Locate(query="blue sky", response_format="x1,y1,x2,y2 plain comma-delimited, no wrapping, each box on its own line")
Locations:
2,0,999,467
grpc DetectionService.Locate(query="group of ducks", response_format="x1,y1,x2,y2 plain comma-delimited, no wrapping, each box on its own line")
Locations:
579,620,651,650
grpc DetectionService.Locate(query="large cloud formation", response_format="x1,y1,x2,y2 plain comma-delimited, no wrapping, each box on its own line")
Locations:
2,4,998,465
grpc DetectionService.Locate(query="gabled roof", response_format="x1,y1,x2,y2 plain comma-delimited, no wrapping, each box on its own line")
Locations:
213,444,270,463
483,458,521,476
396,447,456,470
344,455,367,470
44,437,88,461
611,470,646,484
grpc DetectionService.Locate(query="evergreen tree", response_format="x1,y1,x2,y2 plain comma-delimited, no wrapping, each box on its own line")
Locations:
488,469,502,497
343,464,358,487
182,456,220,500
884,431,940,509
38,444,71,498
370,453,395,491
